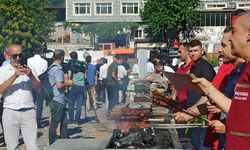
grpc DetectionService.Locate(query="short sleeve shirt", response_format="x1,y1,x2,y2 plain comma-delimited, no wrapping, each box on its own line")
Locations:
0,64,34,110
48,64,65,104
106,62,118,85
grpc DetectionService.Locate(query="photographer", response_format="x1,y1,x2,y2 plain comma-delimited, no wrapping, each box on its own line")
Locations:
0,44,41,150
67,51,86,125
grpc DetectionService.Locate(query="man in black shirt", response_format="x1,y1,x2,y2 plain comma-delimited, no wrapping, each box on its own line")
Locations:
187,39,215,150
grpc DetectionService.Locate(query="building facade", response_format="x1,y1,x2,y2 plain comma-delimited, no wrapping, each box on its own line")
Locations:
66,0,146,22
65,0,250,51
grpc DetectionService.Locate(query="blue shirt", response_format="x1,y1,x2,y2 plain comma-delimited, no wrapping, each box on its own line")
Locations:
48,64,65,104
221,63,246,120
86,64,96,87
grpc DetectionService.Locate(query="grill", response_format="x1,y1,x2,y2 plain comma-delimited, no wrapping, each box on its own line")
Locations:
99,126,182,149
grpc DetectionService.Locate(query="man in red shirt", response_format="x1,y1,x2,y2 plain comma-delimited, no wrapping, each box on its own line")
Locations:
192,12,250,150
175,42,193,107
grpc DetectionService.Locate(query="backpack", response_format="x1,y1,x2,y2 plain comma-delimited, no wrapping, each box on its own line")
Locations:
38,64,56,103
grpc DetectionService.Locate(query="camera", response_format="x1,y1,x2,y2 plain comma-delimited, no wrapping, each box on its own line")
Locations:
20,56,28,67
67,59,87,73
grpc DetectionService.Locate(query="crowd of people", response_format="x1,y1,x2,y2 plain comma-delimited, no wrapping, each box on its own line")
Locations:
0,43,132,149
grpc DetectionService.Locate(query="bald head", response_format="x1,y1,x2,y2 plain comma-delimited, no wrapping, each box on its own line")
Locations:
7,44,23,67
231,11,250,60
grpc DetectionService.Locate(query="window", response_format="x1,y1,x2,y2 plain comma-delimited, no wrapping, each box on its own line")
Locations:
74,3,90,15
122,3,139,14
135,29,143,39
237,3,250,9
206,3,227,9
96,3,112,14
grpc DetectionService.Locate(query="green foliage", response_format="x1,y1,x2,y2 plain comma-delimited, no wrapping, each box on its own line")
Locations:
207,57,219,68
0,0,55,55
64,22,139,39
140,0,200,38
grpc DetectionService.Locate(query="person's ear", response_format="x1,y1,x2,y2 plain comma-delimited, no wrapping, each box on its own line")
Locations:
247,28,250,42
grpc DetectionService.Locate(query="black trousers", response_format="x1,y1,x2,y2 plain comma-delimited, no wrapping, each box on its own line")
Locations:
49,100,68,145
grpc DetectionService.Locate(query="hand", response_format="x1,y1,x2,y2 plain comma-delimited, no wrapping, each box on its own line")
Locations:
173,111,193,123
192,77,214,95
67,80,74,86
206,100,221,114
208,120,225,134
14,66,28,77
24,66,33,77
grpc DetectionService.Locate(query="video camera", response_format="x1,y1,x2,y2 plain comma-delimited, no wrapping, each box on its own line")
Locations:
67,59,87,73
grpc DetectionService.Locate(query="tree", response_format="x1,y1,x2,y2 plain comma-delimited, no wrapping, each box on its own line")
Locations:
0,0,54,55
140,0,200,40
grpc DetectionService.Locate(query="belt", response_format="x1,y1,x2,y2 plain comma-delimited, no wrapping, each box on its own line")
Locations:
16,107,34,112
231,130,250,137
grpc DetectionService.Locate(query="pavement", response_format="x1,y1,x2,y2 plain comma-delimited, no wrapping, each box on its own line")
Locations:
0,101,118,150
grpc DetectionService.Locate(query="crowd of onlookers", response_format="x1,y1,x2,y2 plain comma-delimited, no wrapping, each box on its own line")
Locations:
0,43,133,149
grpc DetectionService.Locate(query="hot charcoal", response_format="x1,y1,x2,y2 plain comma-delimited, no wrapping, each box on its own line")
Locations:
109,125,174,149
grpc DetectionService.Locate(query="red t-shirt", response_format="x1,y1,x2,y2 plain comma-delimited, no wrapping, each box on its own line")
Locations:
175,61,194,104
204,63,235,149
226,61,250,150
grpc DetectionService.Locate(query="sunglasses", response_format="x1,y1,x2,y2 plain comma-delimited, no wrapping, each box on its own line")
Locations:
11,53,23,59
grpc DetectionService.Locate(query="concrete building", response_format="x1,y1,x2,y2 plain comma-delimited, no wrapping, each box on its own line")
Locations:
65,0,250,51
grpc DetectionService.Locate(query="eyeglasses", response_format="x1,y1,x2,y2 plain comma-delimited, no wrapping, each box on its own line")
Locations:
11,53,23,59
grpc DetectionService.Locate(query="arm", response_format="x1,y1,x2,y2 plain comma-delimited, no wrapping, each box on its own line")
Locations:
174,96,208,122
54,69,73,90
26,67,42,93
192,78,231,113
0,73,19,94
209,120,226,134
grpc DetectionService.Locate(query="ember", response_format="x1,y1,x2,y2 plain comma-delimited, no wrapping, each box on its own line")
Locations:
109,125,174,149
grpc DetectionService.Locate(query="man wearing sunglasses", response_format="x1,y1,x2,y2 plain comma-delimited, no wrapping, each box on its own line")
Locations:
0,43,41,150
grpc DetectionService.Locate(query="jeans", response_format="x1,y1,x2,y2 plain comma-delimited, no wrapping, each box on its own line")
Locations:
106,82,118,112
96,79,102,101
121,77,129,103
86,85,97,110
3,108,38,150
49,100,68,145
188,127,208,150
68,85,85,123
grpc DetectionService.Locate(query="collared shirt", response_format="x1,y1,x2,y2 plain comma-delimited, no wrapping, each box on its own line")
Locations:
175,61,194,103
48,64,65,104
99,63,108,80
0,64,35,110
2,60,10,66
117,65,127,80
28,55,48,76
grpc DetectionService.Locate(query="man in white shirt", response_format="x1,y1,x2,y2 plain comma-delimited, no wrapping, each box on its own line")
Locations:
0,43,41,150
147,61,155,74
28,47,48,128
117,64,127,103
99,58,108,103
